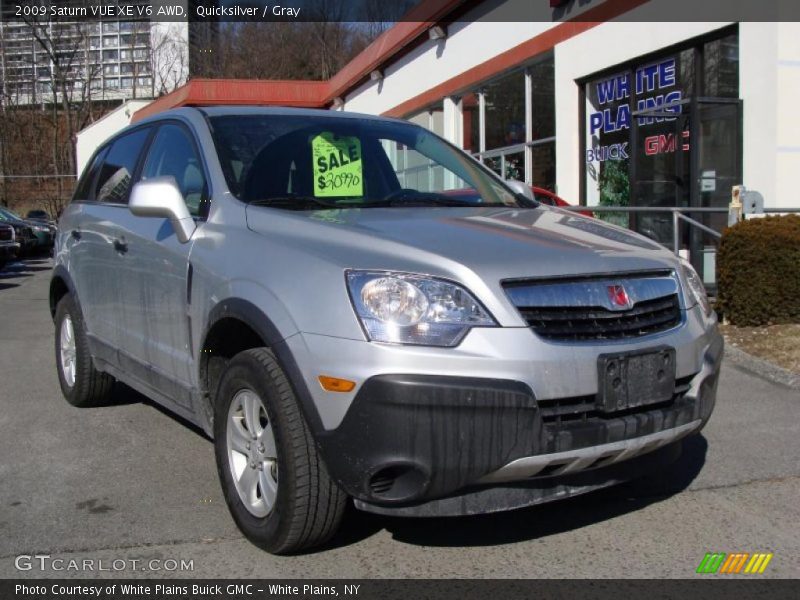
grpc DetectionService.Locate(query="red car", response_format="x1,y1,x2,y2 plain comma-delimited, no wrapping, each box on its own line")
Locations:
530,186,594,218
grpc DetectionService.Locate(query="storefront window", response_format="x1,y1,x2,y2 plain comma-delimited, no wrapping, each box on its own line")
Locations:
484,151,523,181
584,67,631,225
584,30,740,206
585,42,706,220
530,58,555,140
404,56,555,190
582,27,740,285
468,54,556,188
678,48,695,97
532,141,556,192
462,92,479,153
408,103,444,137
704,32,739,98
484,70,525,151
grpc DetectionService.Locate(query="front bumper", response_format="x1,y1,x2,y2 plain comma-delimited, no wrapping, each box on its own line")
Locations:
312,328,722,516
32,230,54,246
0,241,19,259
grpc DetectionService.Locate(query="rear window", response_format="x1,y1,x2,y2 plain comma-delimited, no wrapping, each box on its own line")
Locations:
73,147,108,202
95,128,151,204
141,123,208,218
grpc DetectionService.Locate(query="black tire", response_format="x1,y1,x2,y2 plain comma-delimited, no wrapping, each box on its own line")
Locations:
214,347,347,554
54,294,114,407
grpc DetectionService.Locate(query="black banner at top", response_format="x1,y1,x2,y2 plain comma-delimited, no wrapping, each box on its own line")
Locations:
2,0,800,24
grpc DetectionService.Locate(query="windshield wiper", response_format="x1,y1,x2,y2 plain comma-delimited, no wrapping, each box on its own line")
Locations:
368,191,485,208
248,196,340,210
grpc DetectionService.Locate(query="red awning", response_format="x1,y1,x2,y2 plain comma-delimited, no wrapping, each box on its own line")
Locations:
131,78,329,122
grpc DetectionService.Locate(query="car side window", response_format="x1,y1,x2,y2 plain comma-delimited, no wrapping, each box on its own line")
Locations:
73,147,108,202
95,128,151,204
141,123,208,218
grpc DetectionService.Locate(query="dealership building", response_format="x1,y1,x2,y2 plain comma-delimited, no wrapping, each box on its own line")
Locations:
76,0,800,284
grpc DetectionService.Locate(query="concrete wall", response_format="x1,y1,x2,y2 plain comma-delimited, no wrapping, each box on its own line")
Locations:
775,22,800,209
75,100,151,175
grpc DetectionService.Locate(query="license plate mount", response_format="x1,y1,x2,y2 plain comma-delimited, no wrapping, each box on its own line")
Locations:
597,347,676,412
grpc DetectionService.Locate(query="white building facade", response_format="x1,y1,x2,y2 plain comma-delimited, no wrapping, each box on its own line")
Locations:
343,17,799,213
329,1,799,285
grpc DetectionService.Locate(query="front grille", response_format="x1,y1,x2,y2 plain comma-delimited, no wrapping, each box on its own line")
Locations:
518,294,681,341
368,476,394,495
0,226,11,242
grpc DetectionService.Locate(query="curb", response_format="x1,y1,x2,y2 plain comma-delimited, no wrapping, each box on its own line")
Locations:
724,343,800,391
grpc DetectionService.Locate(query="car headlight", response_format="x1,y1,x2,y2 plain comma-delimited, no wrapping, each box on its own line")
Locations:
680,259,711,316
346,271,496,346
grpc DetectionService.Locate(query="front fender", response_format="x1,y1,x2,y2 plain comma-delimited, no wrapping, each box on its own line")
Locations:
196,285,328,435
50,264,78,319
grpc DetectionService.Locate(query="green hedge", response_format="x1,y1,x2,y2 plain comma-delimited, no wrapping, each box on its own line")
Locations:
717,215,800,326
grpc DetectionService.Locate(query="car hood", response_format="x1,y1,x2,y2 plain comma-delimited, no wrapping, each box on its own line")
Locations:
245,205,679,281
0,216,31,229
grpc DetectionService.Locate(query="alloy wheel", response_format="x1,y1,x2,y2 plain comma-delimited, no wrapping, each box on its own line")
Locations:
59,315,77,388
226,388,279,518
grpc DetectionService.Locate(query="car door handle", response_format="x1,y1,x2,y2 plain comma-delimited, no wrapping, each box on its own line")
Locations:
113,238,128,254
71,230,81,240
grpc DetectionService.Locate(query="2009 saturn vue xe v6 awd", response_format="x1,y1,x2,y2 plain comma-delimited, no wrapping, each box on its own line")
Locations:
51,107,722,554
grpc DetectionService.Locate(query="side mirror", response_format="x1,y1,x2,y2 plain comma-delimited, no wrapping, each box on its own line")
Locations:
129,176,196,243
505,179,535,202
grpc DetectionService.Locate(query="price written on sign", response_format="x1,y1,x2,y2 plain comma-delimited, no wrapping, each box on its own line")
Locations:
312,132,363,198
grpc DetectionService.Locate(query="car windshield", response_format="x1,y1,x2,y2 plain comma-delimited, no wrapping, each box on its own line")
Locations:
0,207,21,220
208,114,529,209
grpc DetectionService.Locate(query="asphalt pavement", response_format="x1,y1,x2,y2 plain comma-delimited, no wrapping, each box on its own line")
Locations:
1,257,798,579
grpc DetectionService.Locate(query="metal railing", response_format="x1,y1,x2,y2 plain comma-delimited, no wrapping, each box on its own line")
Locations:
556,204,800,257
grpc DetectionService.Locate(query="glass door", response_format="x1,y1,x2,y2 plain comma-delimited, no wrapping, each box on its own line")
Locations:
631,107,691,247
631,97,741,287
691,100,742,287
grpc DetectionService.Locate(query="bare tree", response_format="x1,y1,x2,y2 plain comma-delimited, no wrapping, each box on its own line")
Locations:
8,15,104,214
351,0,419,48
150,23,189,95
198,0,397,83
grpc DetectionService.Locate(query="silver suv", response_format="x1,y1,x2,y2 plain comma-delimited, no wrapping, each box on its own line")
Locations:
51,107,722,554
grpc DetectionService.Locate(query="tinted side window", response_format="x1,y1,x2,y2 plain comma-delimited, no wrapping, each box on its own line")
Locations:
95,128,150,204
141,124,208,217
73,147,108,202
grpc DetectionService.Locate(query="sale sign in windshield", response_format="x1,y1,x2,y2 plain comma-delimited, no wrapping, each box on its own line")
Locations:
312,132,363,198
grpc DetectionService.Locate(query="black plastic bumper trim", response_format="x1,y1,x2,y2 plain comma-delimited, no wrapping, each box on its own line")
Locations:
315,332,723,510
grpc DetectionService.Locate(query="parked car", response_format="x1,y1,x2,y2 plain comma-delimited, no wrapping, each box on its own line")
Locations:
0,210,37,257
51,107,722,554
0,222,19,270
26,208,58,233
27,209,52,222
0,207,53,251
533,186,595,218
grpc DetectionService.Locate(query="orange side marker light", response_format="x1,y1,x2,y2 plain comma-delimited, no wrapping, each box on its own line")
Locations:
318,376,356,393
